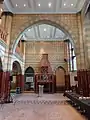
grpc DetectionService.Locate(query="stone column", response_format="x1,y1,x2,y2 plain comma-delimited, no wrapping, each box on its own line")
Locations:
1,12,6,29
1,12,13,71
64,41,68,74
81,11,90,69
76,13,86,69
0,12,13,102
23,40,26,57
22,40,26,91
4,12,13,46
1,71,10,101
20,74,24,92
64,40,70,74
16,74,24,93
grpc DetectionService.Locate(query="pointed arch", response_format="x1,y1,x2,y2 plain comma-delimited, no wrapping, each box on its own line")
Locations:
57,66,66,73
10,20,76,54
55,66,66,92
12,61,22,74
25,66,34,74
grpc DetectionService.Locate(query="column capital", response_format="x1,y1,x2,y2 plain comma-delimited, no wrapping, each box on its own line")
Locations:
64,39,70,43
1,11,13,17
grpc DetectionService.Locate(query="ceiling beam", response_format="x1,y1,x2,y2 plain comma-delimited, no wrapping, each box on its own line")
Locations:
75,0,81,8
26,0,31,8
33,26,37,38
23,33,27,40
52,27,56,38
9,0,14,8
50,27,53,38
53,0,57,12
24,33,27,38
56,0,62,12
37,25,40,38
30,0,34,11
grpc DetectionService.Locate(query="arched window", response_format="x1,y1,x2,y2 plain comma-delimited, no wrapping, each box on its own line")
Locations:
69,42,77,71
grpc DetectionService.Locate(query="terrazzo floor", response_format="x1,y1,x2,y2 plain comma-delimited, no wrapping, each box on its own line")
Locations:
0,93,87,120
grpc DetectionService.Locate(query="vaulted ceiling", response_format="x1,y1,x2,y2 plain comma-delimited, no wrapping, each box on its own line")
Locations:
4,0,86,14
21,24,67,41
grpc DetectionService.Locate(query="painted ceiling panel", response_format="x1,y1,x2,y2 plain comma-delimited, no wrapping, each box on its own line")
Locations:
22,24,67,41
25,27,36,39
39,24,51,39
55,28,66,39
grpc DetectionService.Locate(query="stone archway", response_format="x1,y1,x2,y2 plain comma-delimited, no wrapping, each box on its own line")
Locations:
11,61,22,93
9,14,86,70
55,66,66,92
10,19,77,54
12,61,22,74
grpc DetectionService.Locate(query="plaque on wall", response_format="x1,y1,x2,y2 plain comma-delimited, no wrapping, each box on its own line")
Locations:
26,77,33,82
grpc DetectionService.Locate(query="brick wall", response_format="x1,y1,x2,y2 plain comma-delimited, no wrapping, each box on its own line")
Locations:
25,41,66,73
10,14,85,70
81,4,90,69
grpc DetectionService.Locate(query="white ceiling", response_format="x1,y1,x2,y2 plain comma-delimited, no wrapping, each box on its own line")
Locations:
21,24,67,41
4,0,86,14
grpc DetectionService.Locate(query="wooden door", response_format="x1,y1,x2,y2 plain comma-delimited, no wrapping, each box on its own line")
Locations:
56,67,65,92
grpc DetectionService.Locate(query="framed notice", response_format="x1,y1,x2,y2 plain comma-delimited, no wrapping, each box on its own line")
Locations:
26,77,33,82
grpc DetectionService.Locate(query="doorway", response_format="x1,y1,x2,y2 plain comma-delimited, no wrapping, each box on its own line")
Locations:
11,61,22,92
24,67,34,91
56,66,65,92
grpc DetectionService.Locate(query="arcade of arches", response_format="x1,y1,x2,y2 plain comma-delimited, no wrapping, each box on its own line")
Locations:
0,1,90,119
